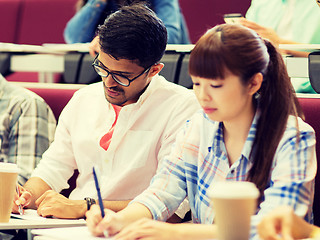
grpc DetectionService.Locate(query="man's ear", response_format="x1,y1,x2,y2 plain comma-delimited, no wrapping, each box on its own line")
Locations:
148,63,164,78
248,72,263,96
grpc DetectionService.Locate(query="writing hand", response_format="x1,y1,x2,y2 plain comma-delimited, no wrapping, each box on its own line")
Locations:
86,205,123,237
12,184,32,214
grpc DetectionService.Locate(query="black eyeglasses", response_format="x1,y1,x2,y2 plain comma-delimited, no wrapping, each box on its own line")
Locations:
92,54,152,87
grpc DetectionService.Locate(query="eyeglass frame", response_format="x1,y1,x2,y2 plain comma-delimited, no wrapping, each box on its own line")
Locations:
92,54,153,87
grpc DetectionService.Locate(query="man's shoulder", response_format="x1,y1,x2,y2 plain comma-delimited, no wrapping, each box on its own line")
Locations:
2,81,44,104
71,81,103,99
153,75,194,97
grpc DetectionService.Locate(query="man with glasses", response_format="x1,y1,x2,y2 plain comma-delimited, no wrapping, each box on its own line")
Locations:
13,3,199,220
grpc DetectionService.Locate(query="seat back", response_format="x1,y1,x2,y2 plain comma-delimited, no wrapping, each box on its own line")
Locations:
298,95,320,226
14,82,84,120
309,51,320,93
16,0,77,45
0,0,21,43
179,0,251,43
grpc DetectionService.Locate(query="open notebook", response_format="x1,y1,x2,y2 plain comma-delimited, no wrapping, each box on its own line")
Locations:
32,226,113,240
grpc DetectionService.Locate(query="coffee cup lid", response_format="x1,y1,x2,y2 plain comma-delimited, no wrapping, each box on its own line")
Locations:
0,163,19,173
209,181,259,199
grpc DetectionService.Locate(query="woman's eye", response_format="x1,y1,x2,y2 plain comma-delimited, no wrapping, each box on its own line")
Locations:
193,83,200,86
210,85,222,88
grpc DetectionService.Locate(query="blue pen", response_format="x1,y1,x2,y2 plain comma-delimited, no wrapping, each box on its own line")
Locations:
92,167,105,218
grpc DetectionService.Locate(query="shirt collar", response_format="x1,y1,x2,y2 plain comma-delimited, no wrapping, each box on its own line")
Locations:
209,109,261,163
126,74,161,108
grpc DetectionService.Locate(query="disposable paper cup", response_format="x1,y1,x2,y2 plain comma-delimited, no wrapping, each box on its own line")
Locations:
0,163,19,222
209,181,259,240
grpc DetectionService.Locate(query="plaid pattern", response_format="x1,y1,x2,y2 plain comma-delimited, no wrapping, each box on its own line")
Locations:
133,110,316,239
0,76,56,184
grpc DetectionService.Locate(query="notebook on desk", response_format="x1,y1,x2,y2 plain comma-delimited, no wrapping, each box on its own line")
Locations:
32,226,114,240
0,209,86,230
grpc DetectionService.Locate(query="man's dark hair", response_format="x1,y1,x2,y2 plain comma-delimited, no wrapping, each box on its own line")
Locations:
97,3,168,68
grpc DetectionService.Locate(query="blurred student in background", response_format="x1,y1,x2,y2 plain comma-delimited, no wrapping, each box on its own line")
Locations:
64,0,190,56
0,74,56,185
13,4,198,220
86,23,316,240
241,0,320,49
239,0,320,93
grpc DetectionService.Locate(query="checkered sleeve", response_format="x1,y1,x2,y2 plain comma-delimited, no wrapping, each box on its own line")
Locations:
250,127,317,239
8,98,56,185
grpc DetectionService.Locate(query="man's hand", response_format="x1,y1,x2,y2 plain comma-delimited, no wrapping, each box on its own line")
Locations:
89,36,100,57
35,190,87,219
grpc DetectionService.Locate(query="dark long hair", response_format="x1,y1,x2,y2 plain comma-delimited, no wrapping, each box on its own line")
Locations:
189,24,303,195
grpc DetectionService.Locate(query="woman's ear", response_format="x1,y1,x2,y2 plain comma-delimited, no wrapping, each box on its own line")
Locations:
248,73,263,96
148,63,164,77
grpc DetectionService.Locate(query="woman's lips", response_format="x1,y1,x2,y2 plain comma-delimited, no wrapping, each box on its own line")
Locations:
203,107,217,114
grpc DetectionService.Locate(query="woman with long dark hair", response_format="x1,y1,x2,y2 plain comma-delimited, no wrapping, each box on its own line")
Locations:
85,23,316,240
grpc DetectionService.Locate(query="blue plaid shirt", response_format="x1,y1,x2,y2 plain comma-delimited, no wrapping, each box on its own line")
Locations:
133,110,316,239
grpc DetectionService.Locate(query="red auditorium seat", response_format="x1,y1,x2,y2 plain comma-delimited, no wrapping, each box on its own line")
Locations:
14,82,84,120
179,0,251,43
16,0,77,45
0,0,21,43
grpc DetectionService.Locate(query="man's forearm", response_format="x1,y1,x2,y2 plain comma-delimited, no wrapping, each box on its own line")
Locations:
23,177,52,209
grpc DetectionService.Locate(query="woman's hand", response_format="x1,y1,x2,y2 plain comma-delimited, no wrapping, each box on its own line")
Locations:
114,218,181,240
86,205,125,237
258,206,315,240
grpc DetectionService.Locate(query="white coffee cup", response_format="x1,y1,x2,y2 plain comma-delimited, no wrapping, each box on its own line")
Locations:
0,163,19,222
209,181,259,240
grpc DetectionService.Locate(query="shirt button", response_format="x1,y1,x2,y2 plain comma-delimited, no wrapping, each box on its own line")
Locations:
230,169,235,174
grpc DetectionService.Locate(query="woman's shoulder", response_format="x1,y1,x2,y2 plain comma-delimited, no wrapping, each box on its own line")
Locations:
278,115,316,148
286,115,315,134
